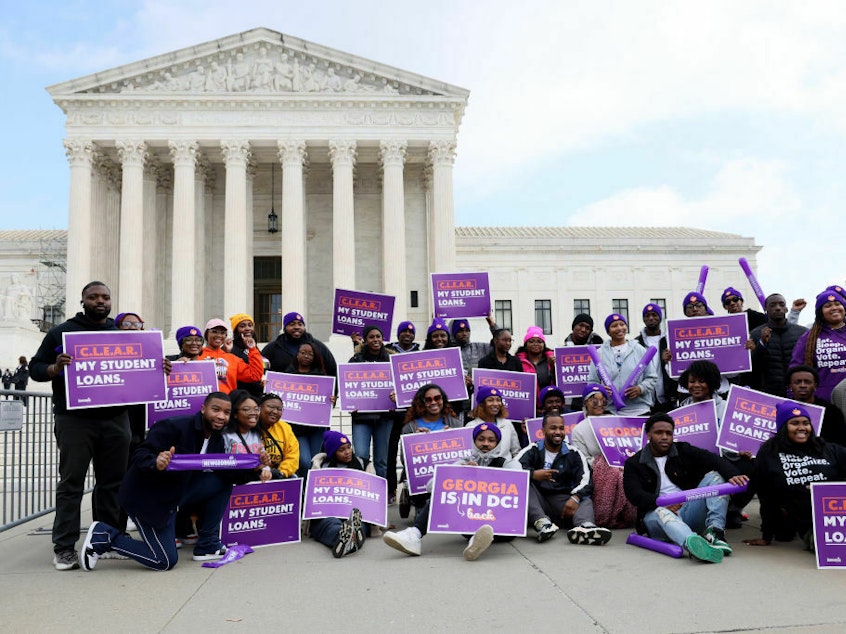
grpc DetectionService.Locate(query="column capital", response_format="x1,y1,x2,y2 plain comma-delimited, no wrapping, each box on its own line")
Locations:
116,139,148,167
246,156,258,180
277,139,308,167
220,140,251,166
168,139,199,167
64,139,95,167
379,140,407,167
428,139,456,166
328,139,357,169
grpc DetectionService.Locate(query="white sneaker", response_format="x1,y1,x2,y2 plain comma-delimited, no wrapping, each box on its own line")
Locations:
80,522,102,571
533,517,559,543
382,527,422,556
126,519,137,532
463,525,494,561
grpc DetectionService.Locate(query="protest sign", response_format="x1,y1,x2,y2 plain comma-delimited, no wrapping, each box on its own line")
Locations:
427,464,529,536
337,362,395,412
431,272,491,319
666,313,752,378
222,479,302,548
811,482,846,569
390,348,466,408
717,385,825,456
525,411,584,444
146,360,217,428
472,368,536,421
265,371,335,427
656,401,719,453
63,330,166,409
591,416,648,468
302,468,388,527
554,346,596,398
332,288,395,337
401,427,475,495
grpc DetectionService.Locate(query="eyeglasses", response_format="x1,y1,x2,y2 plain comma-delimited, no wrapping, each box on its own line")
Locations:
686,302,705,310
424,394,443,404
120,321,144,330
238,407,260,414
263,404,283,412
182,337,204,345
297,350,314,357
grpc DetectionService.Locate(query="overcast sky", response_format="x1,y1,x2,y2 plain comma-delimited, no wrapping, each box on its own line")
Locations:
1,0,843,307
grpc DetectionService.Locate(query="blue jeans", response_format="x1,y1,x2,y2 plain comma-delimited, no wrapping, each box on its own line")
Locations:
295,428,327,477
643,471,728,547
351,415,391,478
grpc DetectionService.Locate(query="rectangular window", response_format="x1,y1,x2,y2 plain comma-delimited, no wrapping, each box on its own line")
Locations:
612,299,629,323
649,298,667,316
573,299,591,319
535,300,553,335
255,293,283,343
494,300,512,332
410,290,419,308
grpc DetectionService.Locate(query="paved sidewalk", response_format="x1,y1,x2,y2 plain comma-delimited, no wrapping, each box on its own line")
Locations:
1,496,843,633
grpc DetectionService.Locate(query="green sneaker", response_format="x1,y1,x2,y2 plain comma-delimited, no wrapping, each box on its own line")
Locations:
685,534,723,563
704,527,733,555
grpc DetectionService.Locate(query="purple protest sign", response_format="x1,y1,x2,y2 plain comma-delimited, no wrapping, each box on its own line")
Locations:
264,371,335,427
431,272,491,319
591,416,648,468
666,313,752,378
390,348,467,408
332,288,395,337
302,468,388,527
427,464,529,537
221,479,302,548
471,368,536,421
662,401,719,453
337,362,395,412
717,385,825,456
525,412,584,445
554,346,596,398
166,453,261,471
63,330,166,409
401,427,475,495
811,482,846,569
146,360,217,428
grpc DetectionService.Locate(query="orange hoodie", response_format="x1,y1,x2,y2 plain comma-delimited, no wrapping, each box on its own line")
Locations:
199,345,264,394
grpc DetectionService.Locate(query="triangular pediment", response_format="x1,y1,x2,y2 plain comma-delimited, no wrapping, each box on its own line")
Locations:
47,27,469,100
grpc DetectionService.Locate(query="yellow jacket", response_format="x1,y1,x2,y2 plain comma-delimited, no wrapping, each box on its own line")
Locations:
261,420,300,478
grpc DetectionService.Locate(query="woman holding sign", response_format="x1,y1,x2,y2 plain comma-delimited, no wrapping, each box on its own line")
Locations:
790,290,846,402
746,402,846,548
587,314,657,416
464,385,521,458
285,341,333,477
349,325,395,478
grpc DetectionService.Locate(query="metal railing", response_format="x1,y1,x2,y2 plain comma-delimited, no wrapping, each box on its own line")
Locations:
0,389,94,531
0,390,355,532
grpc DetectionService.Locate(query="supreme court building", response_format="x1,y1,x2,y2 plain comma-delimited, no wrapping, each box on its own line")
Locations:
42,27,764,352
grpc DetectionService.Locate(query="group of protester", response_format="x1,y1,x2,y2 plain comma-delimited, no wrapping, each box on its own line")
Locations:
30,279,846,570
2,356,29,402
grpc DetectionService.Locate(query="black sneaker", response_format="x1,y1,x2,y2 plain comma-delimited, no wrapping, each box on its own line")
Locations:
53,549,79,571
348,508,365,551
704,527,733,555
333,515,357,559
192,546,227,561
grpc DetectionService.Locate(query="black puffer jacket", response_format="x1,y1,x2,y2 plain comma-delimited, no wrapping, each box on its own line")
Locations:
749,322,808,397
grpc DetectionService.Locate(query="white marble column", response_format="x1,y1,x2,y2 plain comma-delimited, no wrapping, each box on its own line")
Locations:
428,140,457,273
329,139,357,291
246,157,257,317
278,139,307,313
155,167,172,332
116,140,148,312
142,160,160,322
194,155,209,327
168,140,198,335
63,139,95,317
220,140,251,319
380,140,408,324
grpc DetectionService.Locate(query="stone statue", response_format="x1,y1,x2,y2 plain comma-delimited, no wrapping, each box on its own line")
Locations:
4,275,33,322
324,68,342,93
251,47,274,90
206,61,227,91
273,54,294,91
230,53,251,92
187,66,206,92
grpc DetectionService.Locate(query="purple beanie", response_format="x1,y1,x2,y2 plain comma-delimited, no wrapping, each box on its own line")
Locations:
775,401,810,430
475,385,502,404
642,303,663,320
604,313,627,333
176,325,203,346
472,421,502,444
582,382,606,401
816,290,846,315
721,287,743,305
683,292,714,315
396,320,415,338
283,312,305,328
427,318,449,337
322,430,351,458
450,319,470,337
539,385,565,404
